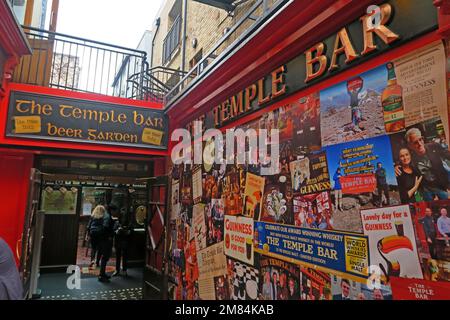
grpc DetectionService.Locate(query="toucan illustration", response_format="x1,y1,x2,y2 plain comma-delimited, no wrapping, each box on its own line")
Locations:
377,235,413,283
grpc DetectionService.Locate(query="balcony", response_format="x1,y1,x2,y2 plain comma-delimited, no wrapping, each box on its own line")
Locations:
162,15,182,66
164,0,290,108
11,26,165,102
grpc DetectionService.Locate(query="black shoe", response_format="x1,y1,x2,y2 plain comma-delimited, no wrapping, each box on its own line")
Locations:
112,270,120,277
98,276,110,283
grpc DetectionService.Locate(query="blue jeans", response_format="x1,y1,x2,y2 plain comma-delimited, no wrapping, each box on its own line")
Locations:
422,189,448,201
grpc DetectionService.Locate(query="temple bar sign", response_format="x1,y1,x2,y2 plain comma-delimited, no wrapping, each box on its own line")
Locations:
6,91,168,149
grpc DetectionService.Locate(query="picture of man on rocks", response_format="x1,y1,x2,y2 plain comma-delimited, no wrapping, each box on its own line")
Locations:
320,65,388,147
325,135,400,233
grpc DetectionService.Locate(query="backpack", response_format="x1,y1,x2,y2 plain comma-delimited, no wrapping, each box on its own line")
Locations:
89,218,104,237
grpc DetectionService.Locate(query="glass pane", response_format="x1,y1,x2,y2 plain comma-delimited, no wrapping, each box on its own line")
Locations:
71,160,97,169
99,162,125,171
41,185,78,214
127,163,148,172
41,158,69,168
12,0,28,25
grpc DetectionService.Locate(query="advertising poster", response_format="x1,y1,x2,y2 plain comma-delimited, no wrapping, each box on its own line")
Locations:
193,204,207,252
290,151,331,195
259,257,301,300
300,267,332,300
203,165,221,203
291,92,321,154
254,221,369,281
320,65,387,147
243,172,265,218
227,258,260,300
293,191,333,230
221,164,245,216
224,215,254,265
171,179,180,220
393,41,449,142
197,242,228,300
180,165,193,206
390,117,449,204
390,277,450,300
192,165,203,204
331,275,392,300
260,104,294,142
411,200,450,282
260,184,291,225
325,135,399,233
205,199,225,246
41,186,78,215
361,205,423,283
184,238,199,300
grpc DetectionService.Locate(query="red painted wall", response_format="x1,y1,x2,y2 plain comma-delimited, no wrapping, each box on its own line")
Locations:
0,149,33,264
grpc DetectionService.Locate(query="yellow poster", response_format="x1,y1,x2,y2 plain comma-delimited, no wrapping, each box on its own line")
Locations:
243,172,265,218
14,116,41,134
393,41,449,141
141,127,164,145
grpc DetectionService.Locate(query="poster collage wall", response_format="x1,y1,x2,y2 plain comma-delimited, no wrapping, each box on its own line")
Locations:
167,41,450,300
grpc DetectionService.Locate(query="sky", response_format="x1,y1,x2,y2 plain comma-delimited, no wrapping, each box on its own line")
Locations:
56,0,164,49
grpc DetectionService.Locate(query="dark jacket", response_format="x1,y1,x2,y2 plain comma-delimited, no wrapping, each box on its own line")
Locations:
0,238,23,300
102,213,115,239
113,212,132,239
413,142,450,191
419,215,436,239
375,167,387,186
88,217,104,237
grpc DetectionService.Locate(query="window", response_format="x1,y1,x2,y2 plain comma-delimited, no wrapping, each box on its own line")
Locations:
162,0,182,65
189,49,203,76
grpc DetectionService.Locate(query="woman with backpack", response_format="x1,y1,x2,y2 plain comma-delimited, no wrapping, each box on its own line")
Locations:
87,205,106,268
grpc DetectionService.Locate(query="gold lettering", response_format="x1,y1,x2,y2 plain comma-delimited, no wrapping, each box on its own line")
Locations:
213,105,220,127
257,78,271,105
329,27,359,71
244,84,257,111
59,105,73,118
220,102,229,122
305,42,328,82
360,3,400,56
15,100,31,113
118,113,127,124
271,65,287,99
230,92,244,117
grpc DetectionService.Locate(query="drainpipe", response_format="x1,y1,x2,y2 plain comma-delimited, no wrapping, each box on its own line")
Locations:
150,17,161,69
181,0,188,72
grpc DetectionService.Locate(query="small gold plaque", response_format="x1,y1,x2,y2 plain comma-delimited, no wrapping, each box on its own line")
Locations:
141,128,164,145
14,116,41,134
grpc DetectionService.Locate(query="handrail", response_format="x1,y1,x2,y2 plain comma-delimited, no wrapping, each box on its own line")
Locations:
13,26,150,100
164,0,290,108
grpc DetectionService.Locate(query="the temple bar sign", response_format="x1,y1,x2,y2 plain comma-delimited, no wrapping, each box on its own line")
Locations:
6,91,169,149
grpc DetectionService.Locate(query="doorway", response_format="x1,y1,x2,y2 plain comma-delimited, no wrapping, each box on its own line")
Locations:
34,155,155,299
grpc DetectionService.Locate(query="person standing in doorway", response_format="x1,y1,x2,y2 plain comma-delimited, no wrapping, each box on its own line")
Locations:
112,208,132,277
98,203,116,282
0,238,23,300
87,205,106,268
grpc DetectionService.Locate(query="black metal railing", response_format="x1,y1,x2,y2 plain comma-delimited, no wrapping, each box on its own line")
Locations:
162,15,182,65
165,0,290,108
127,66,190,103
13,26,150,100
